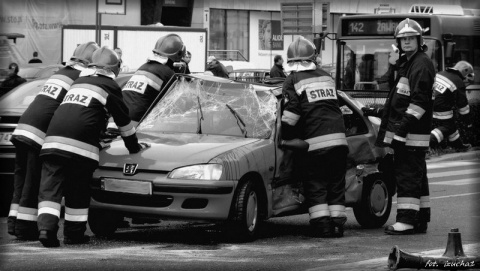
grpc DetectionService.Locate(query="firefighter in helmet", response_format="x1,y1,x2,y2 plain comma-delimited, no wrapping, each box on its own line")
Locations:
430,60,475,151
281,36,348,237
122,33,186,124
362,18,435,235
36,47,148,247
7,41,99,240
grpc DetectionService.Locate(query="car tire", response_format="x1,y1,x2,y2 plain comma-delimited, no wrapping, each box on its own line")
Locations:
353,176,392,228
227,180,262,242
88,208,123,238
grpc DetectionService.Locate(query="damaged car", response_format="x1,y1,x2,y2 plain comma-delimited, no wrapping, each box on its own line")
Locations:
88,74,394,240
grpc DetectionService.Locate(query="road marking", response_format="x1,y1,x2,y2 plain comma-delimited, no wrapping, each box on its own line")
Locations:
427,161,479,170
393,192,480,204
428,168,480,178
430,178,480,186
307,243,480,271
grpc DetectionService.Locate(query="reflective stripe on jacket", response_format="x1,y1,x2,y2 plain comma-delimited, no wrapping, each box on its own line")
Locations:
122,61,175,122
281,66,347,152
41,75,139,164
11,67,80,149
376,52,435,151
433,70,470,119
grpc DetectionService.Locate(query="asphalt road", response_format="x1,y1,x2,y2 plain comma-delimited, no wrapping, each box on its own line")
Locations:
0,158,479,271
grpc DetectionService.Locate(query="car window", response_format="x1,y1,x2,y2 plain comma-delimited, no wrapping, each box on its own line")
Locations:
338,95,369,137
137,76,278,139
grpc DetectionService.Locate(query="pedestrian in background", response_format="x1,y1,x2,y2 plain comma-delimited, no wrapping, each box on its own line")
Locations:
7,42,99,240
36,47,148,247
0,63,27,97
281,37,348,238
122,34,185,124
362,18,435,235
28,51,42,64
430,61,474,152
269,55,286,78
206,56,229,78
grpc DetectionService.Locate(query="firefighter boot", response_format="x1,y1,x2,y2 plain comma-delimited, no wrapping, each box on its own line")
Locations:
39,230,60,247
449,138,471,152
310,217,340,238
385,222,415,235
7,216,16,236
331,217,347,238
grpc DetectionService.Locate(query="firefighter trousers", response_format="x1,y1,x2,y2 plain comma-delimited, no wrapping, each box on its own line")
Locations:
431,118,461,144
14,144,42,237
303,146,348,226
37,155,95,238
8,144,41,236
394,148,430,225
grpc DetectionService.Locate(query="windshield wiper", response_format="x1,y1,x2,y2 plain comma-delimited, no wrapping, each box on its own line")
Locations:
196,95,204,134
226,103,247,137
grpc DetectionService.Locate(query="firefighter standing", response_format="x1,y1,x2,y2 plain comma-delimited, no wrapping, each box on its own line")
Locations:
36,47,148,247
122,34,186,124
430,61,474,151
7,42,99,240
363,18,435,235
281,37,348,238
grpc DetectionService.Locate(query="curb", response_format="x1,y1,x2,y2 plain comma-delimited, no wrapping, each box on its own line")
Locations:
426,149,480,163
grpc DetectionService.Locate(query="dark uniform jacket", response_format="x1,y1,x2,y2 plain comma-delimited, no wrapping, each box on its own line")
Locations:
281,67,347,152
40,74,139,165
432,69,469,119
376,51,435,150
11,66,81,150
122,61,175,122
206,62,229,78
270,64,286,78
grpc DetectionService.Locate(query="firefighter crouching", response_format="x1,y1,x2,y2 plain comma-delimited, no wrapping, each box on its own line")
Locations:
7,42,99,240
363,18,435,235
122,33,186,125
36,47,149,247
430,61,475,151
281,37,348,238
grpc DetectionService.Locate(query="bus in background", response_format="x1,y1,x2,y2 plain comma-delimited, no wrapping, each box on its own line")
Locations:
335,5,480,104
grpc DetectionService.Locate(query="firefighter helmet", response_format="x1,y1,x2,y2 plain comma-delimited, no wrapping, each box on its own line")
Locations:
286,36,316,62
88,47,120,77
152,34,186,62
451,61,475,83
394,18,425,51
70,41,99,65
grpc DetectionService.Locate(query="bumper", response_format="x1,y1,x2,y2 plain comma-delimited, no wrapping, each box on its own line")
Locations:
90,169,236,221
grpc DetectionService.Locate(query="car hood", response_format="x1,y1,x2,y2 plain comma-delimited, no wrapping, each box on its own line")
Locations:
99,133,260,171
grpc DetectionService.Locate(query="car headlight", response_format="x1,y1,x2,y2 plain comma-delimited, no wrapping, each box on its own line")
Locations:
168,164,223,180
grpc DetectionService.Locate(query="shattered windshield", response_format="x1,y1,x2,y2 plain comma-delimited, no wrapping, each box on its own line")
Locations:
137,75,278,139
339,39,441,91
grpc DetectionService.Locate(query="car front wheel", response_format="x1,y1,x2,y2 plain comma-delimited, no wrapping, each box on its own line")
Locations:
353,176,392,228
227,180,262,241
88,208,123,238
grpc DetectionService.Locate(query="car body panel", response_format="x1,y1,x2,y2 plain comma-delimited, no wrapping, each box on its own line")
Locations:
100,133,261,171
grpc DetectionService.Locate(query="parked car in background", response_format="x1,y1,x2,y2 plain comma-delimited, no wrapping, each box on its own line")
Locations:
18,63,64,82
88,73,395,241
0,71,134,216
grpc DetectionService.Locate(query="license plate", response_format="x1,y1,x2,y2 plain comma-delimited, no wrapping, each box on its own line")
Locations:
0,132,13,145
101,178,152,195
